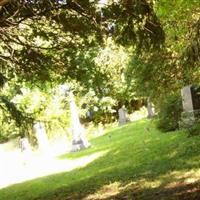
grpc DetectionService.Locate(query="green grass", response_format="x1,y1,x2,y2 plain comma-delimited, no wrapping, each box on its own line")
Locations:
1,119,200,200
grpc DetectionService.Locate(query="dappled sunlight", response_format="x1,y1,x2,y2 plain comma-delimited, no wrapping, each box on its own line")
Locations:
139,179,162,189
167,149,179,159
129,107,148,122
161,169,200,189
84,179,162,200
0,150,109,190
84,182,121,200
83,169,200,200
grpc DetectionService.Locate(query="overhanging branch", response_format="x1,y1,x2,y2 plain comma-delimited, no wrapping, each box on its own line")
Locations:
0,0,9,7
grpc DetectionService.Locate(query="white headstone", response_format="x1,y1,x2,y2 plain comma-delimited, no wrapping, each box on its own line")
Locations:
33,122,49,152
20,137,31,152
147,97,154,118
68,91,90,151
181,86,194,112
118,106,129,126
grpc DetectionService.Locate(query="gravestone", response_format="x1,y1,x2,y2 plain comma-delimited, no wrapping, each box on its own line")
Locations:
190,86,200,110
61,86,90,152
19,137,31,152
180,85,200,127
69,91,90,151
33,122,49,153
147,97,154,118
118,106,129,126
19,137,32,163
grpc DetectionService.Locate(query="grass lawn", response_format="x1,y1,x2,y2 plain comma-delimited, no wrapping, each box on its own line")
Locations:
1,119,200,200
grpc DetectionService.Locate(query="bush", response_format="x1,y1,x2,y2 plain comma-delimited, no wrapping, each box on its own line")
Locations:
157,94,182,132
187,119,200,136
0,134,9,144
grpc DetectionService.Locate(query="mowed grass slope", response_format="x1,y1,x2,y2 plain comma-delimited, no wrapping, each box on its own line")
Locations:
1,119,200,200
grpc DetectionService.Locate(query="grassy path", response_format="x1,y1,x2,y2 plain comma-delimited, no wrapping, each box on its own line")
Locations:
1,119,200,200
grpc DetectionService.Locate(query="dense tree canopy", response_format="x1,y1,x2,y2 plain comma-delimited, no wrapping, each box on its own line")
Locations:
125,0,200,103
0,0,199,139
0,0,165,82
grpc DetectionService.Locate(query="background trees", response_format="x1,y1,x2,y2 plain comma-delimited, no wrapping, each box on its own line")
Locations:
0,0,165,81
0,0,199,140
121,0,200,131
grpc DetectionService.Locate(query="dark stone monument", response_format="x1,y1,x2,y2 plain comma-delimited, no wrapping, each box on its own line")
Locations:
191,86,200,111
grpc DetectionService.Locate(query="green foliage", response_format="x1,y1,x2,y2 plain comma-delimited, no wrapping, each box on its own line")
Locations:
0,134,8,144
180,110,200,137
187,119,200,136
92,96,117,124
0,103,21,142
0,73,6,88
69,40,141,124
0,0,199,139
0,0,165,84
125,0,200,105
0,81,72,143
102,0,165,50
157,94,182,132
12,86,71,139
0,96,26,127
0,79,34,141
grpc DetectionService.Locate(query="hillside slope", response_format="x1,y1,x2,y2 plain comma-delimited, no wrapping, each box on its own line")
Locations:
0,119,200,200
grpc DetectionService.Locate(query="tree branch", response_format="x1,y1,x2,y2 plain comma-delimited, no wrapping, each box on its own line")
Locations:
0,0,9,7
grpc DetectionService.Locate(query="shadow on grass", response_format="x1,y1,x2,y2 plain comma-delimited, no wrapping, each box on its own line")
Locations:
99,180,200,200
1,120,200,200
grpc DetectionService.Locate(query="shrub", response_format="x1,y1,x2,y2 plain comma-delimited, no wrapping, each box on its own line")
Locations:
0,134,9,144
187,119,200,136
157,94,182,132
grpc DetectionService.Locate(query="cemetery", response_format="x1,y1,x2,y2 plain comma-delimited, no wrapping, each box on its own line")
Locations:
0,0,200,200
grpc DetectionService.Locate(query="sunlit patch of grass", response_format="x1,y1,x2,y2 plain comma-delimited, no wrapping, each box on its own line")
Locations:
161,169,200,188
1,119,200,200
0,150,108,190
84,179,162,200
84,182,121,200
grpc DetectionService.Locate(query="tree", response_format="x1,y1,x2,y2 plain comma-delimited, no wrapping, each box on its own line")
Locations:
0,0,164,83
122,0,200,131
124,0,200,106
